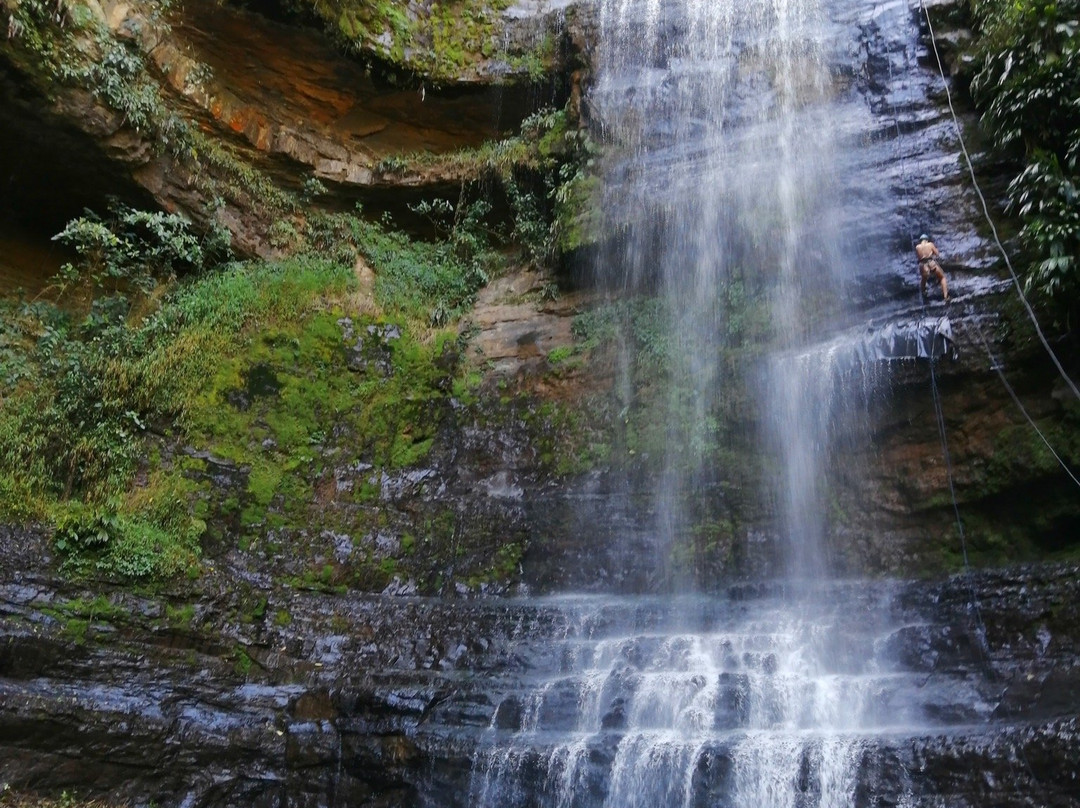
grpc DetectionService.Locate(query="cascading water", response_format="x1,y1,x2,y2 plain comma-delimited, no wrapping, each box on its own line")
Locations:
464,0,952,805
463,585,995,807
579,0,863,576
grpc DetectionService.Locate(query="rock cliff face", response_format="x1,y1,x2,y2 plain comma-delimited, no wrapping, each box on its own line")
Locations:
818,1,1080,575
2,0,1074,583
0,0,590,254
1,0,1080,803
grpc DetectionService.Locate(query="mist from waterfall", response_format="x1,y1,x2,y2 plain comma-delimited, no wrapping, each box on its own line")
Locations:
465,588,965,808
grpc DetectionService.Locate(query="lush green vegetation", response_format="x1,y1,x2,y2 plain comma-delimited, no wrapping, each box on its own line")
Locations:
0,789,120,808
380,108,603,260
3,0,182,147
0,198,507,582
0,0,602,591
0,1,596,586
969,0,1080,313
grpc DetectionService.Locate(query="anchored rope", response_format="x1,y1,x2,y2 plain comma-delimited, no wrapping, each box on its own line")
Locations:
919,1,1080,401
924,327,1046,792
913,5,1054,786
924,329,984,629
879,0,1080,490
884,3,991,666
973,320,1080,489
914,0,1080,489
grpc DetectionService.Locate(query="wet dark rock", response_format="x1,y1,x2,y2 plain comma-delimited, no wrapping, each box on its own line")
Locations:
0,563,1077,806
493,695,524,730
1,0,1079,805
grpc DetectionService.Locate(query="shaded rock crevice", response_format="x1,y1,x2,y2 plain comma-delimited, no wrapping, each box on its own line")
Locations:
0,0,591,262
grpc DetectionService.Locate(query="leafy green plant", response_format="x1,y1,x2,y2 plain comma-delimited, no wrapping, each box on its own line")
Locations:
970,0,1080,305
547,345,574,364
376,155,409,175
300,175,328,202
307,204,493,325
0,204,230,504
51,200,231,299
54,506,117,558
1009,155,1080,297
52,497,203,580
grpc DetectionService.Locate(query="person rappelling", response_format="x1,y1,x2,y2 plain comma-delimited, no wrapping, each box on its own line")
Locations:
915,234,948,302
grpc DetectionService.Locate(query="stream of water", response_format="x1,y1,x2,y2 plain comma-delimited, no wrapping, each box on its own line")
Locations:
463,586,992,807
468,0,957,804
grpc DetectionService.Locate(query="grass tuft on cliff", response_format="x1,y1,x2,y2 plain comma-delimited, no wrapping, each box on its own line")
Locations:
276,0,543,83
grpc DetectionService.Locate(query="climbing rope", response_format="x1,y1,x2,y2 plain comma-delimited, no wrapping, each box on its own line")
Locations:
911,7,1057,787
862,6,1056,792
881,19,970,551
881,8,992,670
924,332,986,622
972,319,1080,489
926,329,1046,789
913,0,1080,490
919,0,1080,402
883,1,1080,491
923,329,972,567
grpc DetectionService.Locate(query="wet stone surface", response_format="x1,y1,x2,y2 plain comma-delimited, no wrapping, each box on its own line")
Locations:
0,545,1079,806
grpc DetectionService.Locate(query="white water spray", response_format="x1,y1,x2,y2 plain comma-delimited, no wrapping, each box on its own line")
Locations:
467,591,964,807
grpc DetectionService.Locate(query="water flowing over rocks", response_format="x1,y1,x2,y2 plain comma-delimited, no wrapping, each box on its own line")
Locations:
1,0,1076,574
1,532,1079,806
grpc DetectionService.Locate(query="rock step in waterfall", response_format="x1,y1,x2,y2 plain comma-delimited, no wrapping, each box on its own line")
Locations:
451,0,1080,802
465,588,991,807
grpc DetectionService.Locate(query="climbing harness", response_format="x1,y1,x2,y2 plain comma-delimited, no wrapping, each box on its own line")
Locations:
884,2,1080,490
911,4,1066,789
882,1,989,669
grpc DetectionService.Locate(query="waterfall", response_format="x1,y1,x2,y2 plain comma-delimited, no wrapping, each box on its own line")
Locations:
582,0,863,576
464,589,979,807
466,0,953,805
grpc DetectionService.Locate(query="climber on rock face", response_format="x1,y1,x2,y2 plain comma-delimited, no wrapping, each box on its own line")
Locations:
916,234,948,302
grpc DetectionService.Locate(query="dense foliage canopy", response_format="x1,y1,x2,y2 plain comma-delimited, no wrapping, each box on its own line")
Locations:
970,0,1080,309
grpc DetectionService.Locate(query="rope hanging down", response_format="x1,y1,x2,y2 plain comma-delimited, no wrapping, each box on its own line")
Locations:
919,1,1080,401
974,323,1080,488
915,1,1080,490
908,12,1058,788
885,15,989,654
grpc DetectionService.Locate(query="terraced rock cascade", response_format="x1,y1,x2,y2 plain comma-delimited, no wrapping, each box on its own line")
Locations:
467,590,944,807
5,556,1078,806
457,576,1079,808
477,0,859,796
